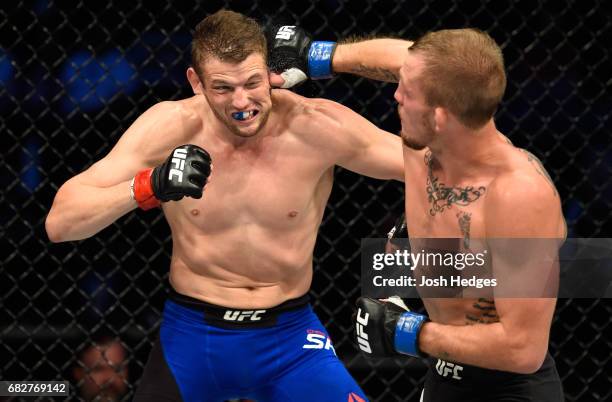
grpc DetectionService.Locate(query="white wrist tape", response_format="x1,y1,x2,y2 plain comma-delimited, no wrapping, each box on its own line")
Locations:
280,68,308,88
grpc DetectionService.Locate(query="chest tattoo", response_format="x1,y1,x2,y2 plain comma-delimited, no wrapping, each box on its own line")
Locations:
425,151,486,215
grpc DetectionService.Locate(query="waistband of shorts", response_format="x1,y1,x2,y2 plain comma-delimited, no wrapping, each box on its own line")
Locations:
168,288,310,329
428,351,557,384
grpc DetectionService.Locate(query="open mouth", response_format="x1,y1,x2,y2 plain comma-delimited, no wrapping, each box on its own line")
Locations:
231,109,259,122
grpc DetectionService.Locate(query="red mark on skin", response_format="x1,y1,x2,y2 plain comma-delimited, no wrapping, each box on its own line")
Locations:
190,209,199,216
288,211,298,218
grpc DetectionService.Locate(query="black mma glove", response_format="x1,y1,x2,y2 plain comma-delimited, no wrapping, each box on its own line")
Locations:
266,23,336,88
132,144,212,210
355,296,429,358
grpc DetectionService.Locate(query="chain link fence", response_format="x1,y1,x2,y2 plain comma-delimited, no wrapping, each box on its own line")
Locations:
1,0,611,400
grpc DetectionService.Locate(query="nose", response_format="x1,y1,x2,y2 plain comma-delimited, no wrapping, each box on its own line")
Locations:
394,86,403,105
231,87,250,110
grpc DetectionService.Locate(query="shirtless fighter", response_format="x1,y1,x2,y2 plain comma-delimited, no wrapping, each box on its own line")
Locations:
273,27,566,400
45,10,404,402
351,30,565,401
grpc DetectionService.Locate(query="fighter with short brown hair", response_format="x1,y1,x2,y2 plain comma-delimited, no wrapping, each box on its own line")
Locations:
46,10,405,402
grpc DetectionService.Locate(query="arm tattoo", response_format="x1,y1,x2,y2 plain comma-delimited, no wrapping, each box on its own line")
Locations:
473,298,496,310
466,298,500,324
519,149,558,197
425,151,486,215
348,63,399,82
457,211,472,249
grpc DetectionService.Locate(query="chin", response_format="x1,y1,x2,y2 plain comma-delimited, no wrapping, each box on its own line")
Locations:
229,119,264,138
401,132,426,150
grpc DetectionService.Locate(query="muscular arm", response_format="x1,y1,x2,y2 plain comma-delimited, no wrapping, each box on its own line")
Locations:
45,101,198,242
418,175,564,373
332,38,413,82
299,98,404,181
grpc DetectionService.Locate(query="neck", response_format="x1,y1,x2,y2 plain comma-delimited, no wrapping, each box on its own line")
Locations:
427,120,504,180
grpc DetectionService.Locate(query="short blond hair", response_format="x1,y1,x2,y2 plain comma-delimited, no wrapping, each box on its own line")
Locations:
409,28,506,129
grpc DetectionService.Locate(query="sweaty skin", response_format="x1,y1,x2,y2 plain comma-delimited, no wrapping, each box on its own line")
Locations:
46,53,403,309
333,39,566,373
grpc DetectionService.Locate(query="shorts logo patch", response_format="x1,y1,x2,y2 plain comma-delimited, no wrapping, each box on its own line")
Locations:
222,310,266,321
303,330,336,355
435,359,463,380
348,392,366,402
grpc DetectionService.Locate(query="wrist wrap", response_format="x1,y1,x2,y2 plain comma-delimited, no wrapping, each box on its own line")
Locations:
133,168,160,210
394,311,429,357
308,41,337,79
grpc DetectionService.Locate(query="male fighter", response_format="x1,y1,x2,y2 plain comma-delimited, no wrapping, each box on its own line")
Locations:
45,10,403,402
270,27,566,400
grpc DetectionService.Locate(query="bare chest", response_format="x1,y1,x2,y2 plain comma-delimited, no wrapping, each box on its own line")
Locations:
166,133,333,232
405,156,490,246
405,161,497,324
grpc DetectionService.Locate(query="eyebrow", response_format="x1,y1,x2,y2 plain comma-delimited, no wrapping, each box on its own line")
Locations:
245,73,263,82
210,73,263,86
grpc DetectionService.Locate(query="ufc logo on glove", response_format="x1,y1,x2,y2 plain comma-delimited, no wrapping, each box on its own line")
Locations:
355,308,372,353
169,148,188,182
275,25,296,40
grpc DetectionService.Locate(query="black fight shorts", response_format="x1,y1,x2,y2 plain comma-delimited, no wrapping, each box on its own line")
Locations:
421,352,563,402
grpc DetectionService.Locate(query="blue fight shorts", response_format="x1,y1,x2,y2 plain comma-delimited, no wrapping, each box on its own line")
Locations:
134,289,368,402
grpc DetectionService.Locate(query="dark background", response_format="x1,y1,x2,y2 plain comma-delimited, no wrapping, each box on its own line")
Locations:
1,0,611,400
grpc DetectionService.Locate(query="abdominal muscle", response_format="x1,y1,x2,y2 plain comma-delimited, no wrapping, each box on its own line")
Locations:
166,211,319,309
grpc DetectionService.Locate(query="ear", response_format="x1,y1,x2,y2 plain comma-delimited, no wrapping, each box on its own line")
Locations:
186,67,204,95
433,107,448,133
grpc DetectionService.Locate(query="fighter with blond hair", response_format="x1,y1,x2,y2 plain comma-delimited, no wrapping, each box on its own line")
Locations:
271,26,565,401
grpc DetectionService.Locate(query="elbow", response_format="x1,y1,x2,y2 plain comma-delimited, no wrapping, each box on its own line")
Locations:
45,212,64,243
507,339,547,374
511,354,545,375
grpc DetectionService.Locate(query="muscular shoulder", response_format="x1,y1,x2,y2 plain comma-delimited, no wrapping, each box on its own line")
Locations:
139,98,203,144
273,89,347,133
273,89,374,150
117,97,204,165
485,157,563,237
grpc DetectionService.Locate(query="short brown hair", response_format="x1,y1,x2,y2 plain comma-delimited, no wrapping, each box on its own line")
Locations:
191,10,267,77
409,28,506,129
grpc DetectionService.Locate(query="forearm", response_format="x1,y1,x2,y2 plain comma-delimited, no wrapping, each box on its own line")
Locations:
332,39,413,82
46,179,138,242
418,321,547,374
